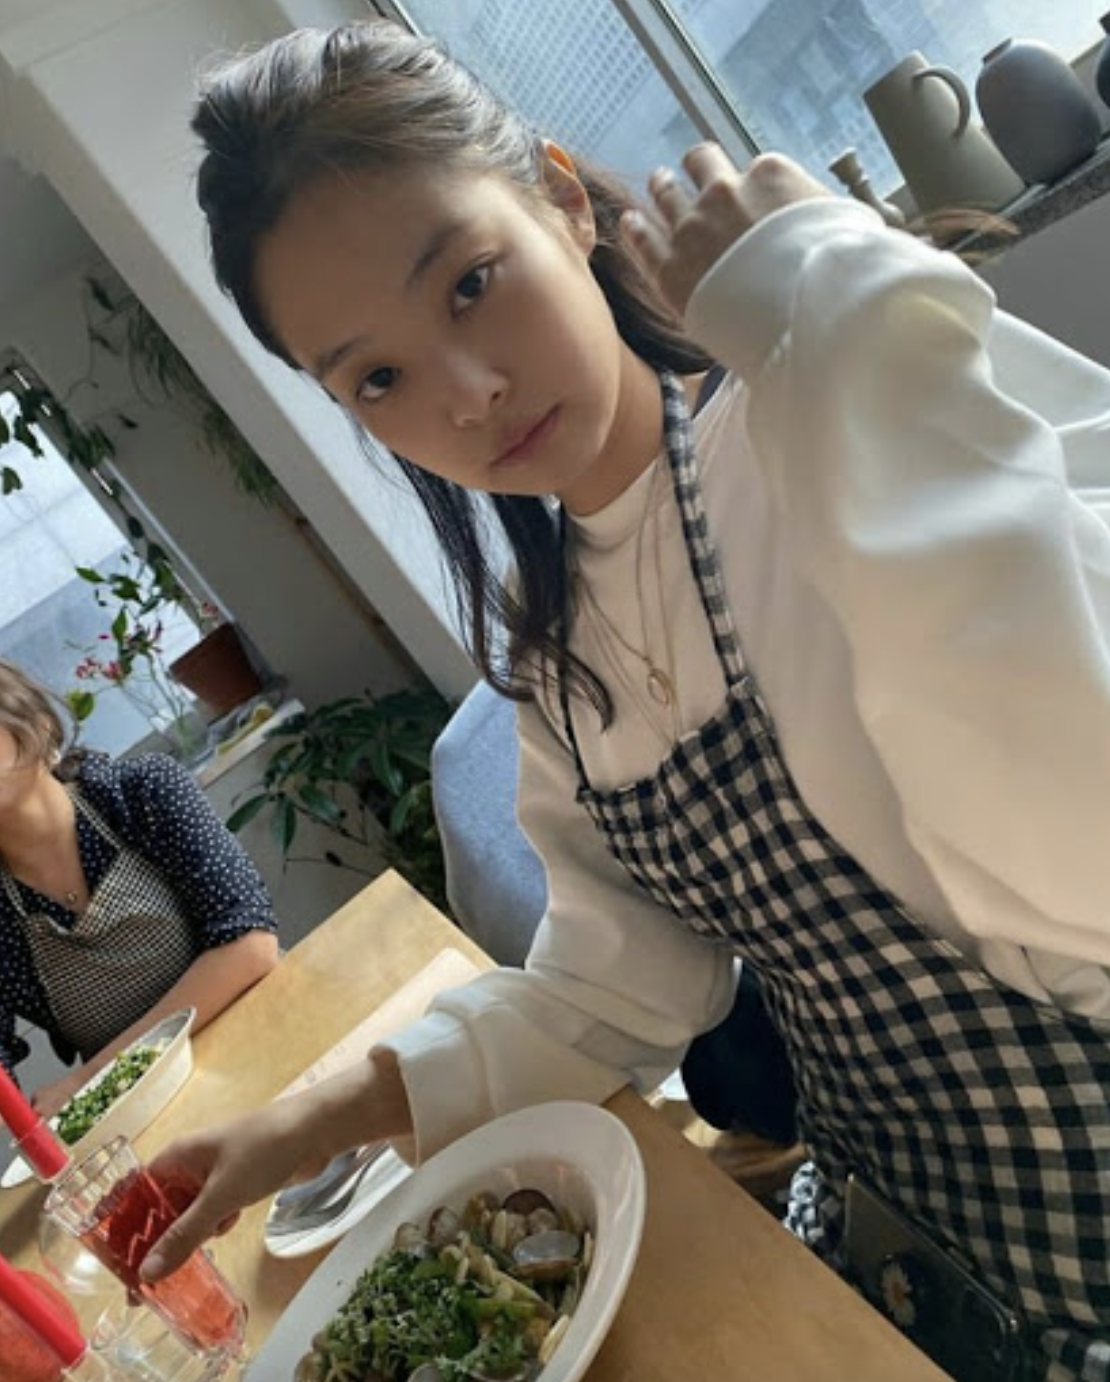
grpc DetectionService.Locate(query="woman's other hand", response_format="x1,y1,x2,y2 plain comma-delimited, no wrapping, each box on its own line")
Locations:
623,146,830,317
31,1069,91,1122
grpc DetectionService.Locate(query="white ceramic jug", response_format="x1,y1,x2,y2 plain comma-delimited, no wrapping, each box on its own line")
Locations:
864,52,1026,213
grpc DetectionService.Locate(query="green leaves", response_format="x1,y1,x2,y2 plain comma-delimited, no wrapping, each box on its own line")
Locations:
65,690,97,723
224,688,454,909
224,793,271,832
12,414,43,457
297,784,344,825
271,796,297,854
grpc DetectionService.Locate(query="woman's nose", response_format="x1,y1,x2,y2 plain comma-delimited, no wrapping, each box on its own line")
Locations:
443,355,507,428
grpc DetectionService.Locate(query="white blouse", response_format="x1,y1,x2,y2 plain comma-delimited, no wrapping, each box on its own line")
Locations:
385,198,1110,1165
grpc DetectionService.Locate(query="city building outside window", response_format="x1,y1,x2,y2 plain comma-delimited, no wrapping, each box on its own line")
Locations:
383,0,1101,195
664,0,1100,192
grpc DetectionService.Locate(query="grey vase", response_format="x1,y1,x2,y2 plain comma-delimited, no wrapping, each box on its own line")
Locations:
976,37,1101,185
1097,11,1110,112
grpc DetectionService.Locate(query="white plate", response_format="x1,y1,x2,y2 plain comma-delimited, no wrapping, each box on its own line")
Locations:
263,1144,413,1259
248,1101,645,1382
1,1007,196,1190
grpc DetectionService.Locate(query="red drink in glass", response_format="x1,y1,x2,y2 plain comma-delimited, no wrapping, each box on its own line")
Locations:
82,1168,243,1353
44,1137,246,1360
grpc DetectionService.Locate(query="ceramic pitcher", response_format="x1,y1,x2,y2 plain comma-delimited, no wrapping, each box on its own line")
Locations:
864,51,1026,213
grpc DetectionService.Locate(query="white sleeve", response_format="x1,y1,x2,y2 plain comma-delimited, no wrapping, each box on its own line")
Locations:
383,699,734,1163
687,197,1110,961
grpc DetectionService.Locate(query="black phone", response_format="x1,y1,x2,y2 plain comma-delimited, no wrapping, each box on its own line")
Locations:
843,1174,1027,1382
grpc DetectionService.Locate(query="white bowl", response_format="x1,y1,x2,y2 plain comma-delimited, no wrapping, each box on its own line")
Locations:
250,1101,646,1382
1,1006,196,1190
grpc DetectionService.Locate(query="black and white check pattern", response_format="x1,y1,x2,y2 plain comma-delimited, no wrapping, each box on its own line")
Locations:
3,793,197,1060
559,370,1110,1382
0,753,277,1074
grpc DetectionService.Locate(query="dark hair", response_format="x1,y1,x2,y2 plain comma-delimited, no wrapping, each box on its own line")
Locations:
191,18,712,713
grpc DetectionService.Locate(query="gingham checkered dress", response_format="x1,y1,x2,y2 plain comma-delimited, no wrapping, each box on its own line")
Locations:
558,372,1110,1382
2,792,198,1060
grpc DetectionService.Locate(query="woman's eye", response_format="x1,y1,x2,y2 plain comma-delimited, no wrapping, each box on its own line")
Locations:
452,264,490,311
356,366,397,405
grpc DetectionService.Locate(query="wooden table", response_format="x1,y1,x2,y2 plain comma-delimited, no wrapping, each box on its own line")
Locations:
0,870,949,1380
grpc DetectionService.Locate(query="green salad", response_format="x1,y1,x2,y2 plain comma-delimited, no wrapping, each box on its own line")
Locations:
56,1046,160,1145
296,1188,591,1382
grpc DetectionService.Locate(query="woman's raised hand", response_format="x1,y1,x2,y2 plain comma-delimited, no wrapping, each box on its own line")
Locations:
622,145,830,318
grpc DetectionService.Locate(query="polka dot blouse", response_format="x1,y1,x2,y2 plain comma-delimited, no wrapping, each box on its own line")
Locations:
0,752,277,1075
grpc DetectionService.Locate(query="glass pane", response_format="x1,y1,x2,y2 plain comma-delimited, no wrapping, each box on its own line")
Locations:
0,391,200,757
668,0,1103,193
397,0,702,189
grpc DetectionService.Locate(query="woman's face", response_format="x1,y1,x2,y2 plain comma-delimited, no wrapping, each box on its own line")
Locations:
253,159,663,515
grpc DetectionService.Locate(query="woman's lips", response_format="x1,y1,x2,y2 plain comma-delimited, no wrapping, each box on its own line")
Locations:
492,407,559,469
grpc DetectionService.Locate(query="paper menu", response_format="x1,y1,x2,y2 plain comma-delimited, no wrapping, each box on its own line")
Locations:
277,948,481,1099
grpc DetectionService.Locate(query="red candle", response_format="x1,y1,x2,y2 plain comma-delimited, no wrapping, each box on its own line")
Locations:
0,1064,38,1138
0,1067,68,1181
0,1297,64,1382
0,1255,85,1367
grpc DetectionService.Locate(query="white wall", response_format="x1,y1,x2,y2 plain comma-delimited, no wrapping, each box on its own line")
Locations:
0,0,477,702
3,259,417,709
0,158,94,308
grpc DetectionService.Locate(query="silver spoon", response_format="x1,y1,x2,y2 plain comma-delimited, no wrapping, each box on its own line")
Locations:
266,1157,386,1238
269,1143,387,1227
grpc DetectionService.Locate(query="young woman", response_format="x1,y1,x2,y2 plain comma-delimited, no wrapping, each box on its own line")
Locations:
143,20,1110,1378
0,660,279,1115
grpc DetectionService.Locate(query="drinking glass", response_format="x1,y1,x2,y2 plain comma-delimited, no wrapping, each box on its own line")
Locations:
37,1214,122,1304
91,1298,241,1382
42,1136,247,1362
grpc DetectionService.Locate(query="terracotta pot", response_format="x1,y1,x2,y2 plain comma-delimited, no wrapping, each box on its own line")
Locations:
169,623,262,719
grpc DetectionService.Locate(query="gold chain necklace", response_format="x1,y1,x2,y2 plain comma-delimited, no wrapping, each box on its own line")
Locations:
570,457,679,741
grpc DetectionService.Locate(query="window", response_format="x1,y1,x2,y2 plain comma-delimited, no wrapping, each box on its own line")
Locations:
381,1,1102,195
667,0,1102,192
0,385,200,757
392,0,702,186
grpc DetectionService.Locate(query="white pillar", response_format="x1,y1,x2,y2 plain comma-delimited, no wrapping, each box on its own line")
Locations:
0,0,475,699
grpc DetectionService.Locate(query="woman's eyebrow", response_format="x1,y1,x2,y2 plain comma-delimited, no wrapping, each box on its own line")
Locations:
312,220,472,382
406,218,468,290
313,333,373,385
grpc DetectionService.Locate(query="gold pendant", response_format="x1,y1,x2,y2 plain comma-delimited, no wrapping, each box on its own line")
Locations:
647,667,675,706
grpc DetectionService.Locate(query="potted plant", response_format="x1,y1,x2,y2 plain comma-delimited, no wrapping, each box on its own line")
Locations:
167,621,263,720
225,687,454,911
66,553,212,761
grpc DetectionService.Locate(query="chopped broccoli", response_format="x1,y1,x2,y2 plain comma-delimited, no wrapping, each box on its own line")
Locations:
56,1046,159,1145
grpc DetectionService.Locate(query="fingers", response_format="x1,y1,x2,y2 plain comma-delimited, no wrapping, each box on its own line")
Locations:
621,164,698,311
140,1194,218,1282
622,149,742,317
647,165,693,226
681,141,740,190
215,1210,242,1237
621,207,669,278
624,145,832,317
139,1142,220,1281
